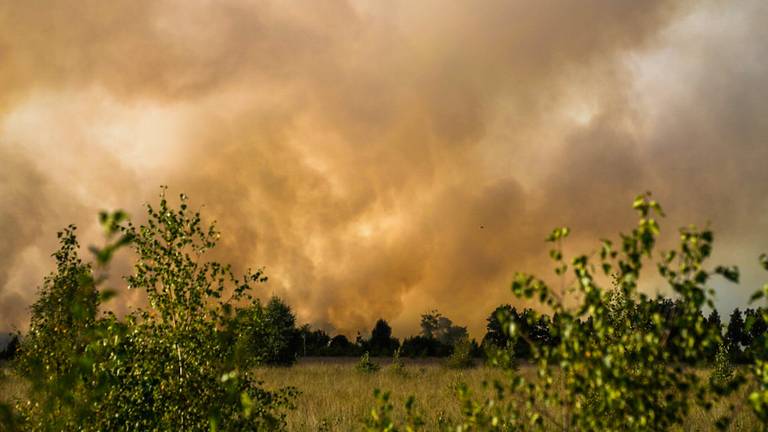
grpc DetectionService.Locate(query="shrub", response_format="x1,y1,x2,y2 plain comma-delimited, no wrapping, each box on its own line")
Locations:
368,193,753,431
11,190,296,431
460,194,738,430
446,337,474,369
747,254,768,422
356,352,380,374
389,347,407,377
261,297,301,365
15,226,98,378
13,224,112,431
228,297,300,367
710,343,735,388
483,339,516,370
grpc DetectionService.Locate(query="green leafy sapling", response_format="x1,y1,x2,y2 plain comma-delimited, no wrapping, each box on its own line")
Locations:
747,254,768,422
363,389,424,432
9,189,296,432
357,351,381,374
710,343,735,388
446,337,474,369
364,193,747,431
390,347,407,376
13,211,133,431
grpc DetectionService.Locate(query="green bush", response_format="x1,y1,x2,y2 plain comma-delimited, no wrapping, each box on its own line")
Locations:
461,194,741,430
483,340,516,370
748,254,768,422
710,343,735,388
11,189,296,431
367,193,760,431
356,352,380,374
389,347,407,377
446,337,474,369
227,296,299,367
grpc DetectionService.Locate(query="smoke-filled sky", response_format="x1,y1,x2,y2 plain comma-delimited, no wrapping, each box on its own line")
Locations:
1,0,767,337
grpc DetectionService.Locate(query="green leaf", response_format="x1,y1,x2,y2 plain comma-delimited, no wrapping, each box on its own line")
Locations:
715,266,740,283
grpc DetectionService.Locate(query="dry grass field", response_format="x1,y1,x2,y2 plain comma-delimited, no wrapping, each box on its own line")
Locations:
253,357,507,431
1,359,761,431
252,358,761,431
0,365,26,405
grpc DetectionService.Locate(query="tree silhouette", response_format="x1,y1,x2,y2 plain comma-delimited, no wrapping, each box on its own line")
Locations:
263,296,300,365
328,335,356,356
705,309,723,360
419,311,468,346
298,325,331,356
744,308,767,361
0,335,19,361
369,319,399,356
726,308,747,362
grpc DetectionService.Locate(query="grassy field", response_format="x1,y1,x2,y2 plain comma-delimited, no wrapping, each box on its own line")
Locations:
253,357,507,431
2,359,761,431
253,357,760,431
0,364,26,405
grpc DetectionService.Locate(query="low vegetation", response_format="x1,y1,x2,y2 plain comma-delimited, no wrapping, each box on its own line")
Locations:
356,352,381,374
3,190,296,431
261,361,760,431
0,190,766,431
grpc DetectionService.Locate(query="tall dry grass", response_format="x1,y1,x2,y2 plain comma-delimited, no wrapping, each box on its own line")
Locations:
253,358,760,431
1,359,761,431
0,363,26,404
253,357,500,431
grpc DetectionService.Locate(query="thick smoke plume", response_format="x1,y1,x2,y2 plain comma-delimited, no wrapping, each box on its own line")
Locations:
1,0,767,336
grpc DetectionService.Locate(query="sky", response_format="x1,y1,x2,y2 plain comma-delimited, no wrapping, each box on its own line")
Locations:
1,0,767,338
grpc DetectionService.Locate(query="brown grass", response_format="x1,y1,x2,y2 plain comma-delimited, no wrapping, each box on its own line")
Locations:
0,363,26,404
252,357,504,431
1,359,761,431
254,358,760,431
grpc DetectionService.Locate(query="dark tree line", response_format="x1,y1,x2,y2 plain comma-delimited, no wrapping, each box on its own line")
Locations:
295,310,478,358
290,300,764,364
725,307,767,362
0,334,19,361
481,300,767,364
3,296,763,364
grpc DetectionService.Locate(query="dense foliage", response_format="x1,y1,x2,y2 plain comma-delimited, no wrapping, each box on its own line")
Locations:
7,190,296,431
3,190,768,431
356,352,380,374
366,193,768,431
446,338,475,369
227,297,301,367
747,253,768,421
